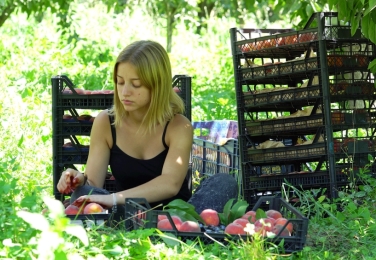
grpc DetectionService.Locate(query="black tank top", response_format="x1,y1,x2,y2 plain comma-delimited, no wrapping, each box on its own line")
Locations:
108,115,191,209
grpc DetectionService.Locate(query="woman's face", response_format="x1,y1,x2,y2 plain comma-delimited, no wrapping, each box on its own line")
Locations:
116,62,151,113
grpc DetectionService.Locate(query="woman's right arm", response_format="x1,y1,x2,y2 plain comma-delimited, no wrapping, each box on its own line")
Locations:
57,110,112,193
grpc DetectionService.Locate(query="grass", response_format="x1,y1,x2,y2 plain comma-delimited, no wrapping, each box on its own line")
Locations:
1,1,376,259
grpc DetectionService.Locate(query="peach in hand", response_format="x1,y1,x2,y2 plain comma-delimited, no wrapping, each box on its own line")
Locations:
199,209,220,226
83,202,105,214
65,204,82,215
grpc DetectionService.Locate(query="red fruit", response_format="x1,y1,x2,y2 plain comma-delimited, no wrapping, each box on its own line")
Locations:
157,219,173,230
179,221,201,232
266,209,283,220
275,218,293,233
200,209,220,226
224,223,246,235
83,203,104,214
173,87,180,93
157,215,167,222
233,218,250,228
157,216,182,230
242,210,256,223
74,88,85,95
65,204,82,215
254,218,275,232
272,224,291,236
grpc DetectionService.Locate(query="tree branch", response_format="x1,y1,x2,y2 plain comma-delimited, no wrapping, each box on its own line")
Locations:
0,3,16,28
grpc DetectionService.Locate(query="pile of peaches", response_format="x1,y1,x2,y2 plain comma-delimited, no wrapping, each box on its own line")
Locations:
62,88,114,95
157,208,293,237
65,202,106,215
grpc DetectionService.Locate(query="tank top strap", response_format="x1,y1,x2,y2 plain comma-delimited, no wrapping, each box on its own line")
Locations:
108,113,116,144
162,121,170,149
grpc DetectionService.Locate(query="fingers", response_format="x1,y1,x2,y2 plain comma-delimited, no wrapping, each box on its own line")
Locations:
57,168,78,194
72,195,90,207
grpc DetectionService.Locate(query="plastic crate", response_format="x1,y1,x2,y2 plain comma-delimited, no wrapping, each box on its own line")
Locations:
172,75,192,121
124,197,309,253
103,179,117,193
246,142,326,164
66,209,123,228
191,138,240,179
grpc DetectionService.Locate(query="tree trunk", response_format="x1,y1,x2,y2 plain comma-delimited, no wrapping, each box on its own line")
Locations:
0,3,16,28
196,1,215,34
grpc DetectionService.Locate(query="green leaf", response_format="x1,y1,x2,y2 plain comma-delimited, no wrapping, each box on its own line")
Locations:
328,0,338,10
355,191,366,197
336,211,346,222
17,135,24,147
16,211,50,231
363,0,376,16
255,208,266,220
368,21,376,44
357,207,370,221
65,225,89,246
368,58,376,71
361,14,370,38
318,195,326,203
166,199,195,211
338,0,350,22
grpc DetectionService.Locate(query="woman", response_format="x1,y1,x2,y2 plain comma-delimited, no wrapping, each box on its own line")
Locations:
57,40,193,210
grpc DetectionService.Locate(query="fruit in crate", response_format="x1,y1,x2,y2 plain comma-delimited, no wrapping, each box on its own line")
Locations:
274,217,293,233
179,220,201,232
65,204,82,215
254,218,275,234
83,202,105,214
63,114,72,119
200,209,220,226
233,218,250,228
78,114,92,121
242,210,256,223
157,215,182,230
266,209,283,220
173,86,180,93
224,222,246,235
272,224,291,236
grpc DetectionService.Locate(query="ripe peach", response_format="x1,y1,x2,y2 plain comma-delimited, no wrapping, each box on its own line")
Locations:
224,223,246,235
233,218,250,228
275,218,293,233
65,204,82,215
266,209,283,220
158,214,167,222
157,218,174,230
242,210,256,223
200,209,220,226
173,87,180,93
157,216,182,230
179,221,201,232
254,218,275,232
272,224,291,236
74,88,85,95
83,202,105,214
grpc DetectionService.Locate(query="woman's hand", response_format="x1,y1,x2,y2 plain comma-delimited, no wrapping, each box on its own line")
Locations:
57,168,85,194
71,194,113,209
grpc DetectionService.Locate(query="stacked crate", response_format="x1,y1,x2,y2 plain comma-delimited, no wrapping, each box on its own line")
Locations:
230,12,376,206
51,74,192,200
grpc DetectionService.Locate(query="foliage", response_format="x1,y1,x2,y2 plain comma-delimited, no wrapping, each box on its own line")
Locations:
1,1,376,259
218,198,249,225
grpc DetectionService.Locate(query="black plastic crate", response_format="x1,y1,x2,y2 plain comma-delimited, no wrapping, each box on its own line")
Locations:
103,179,117,193
172,75,192,121
66,208,124,228
124,197,308,253
245,142,326,164
191,138,240,180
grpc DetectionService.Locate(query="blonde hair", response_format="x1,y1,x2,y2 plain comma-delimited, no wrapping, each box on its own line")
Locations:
108,40,185,134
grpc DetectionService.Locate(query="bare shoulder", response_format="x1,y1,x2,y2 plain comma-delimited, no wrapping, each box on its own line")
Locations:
92,110,111,127
169,114,193,132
